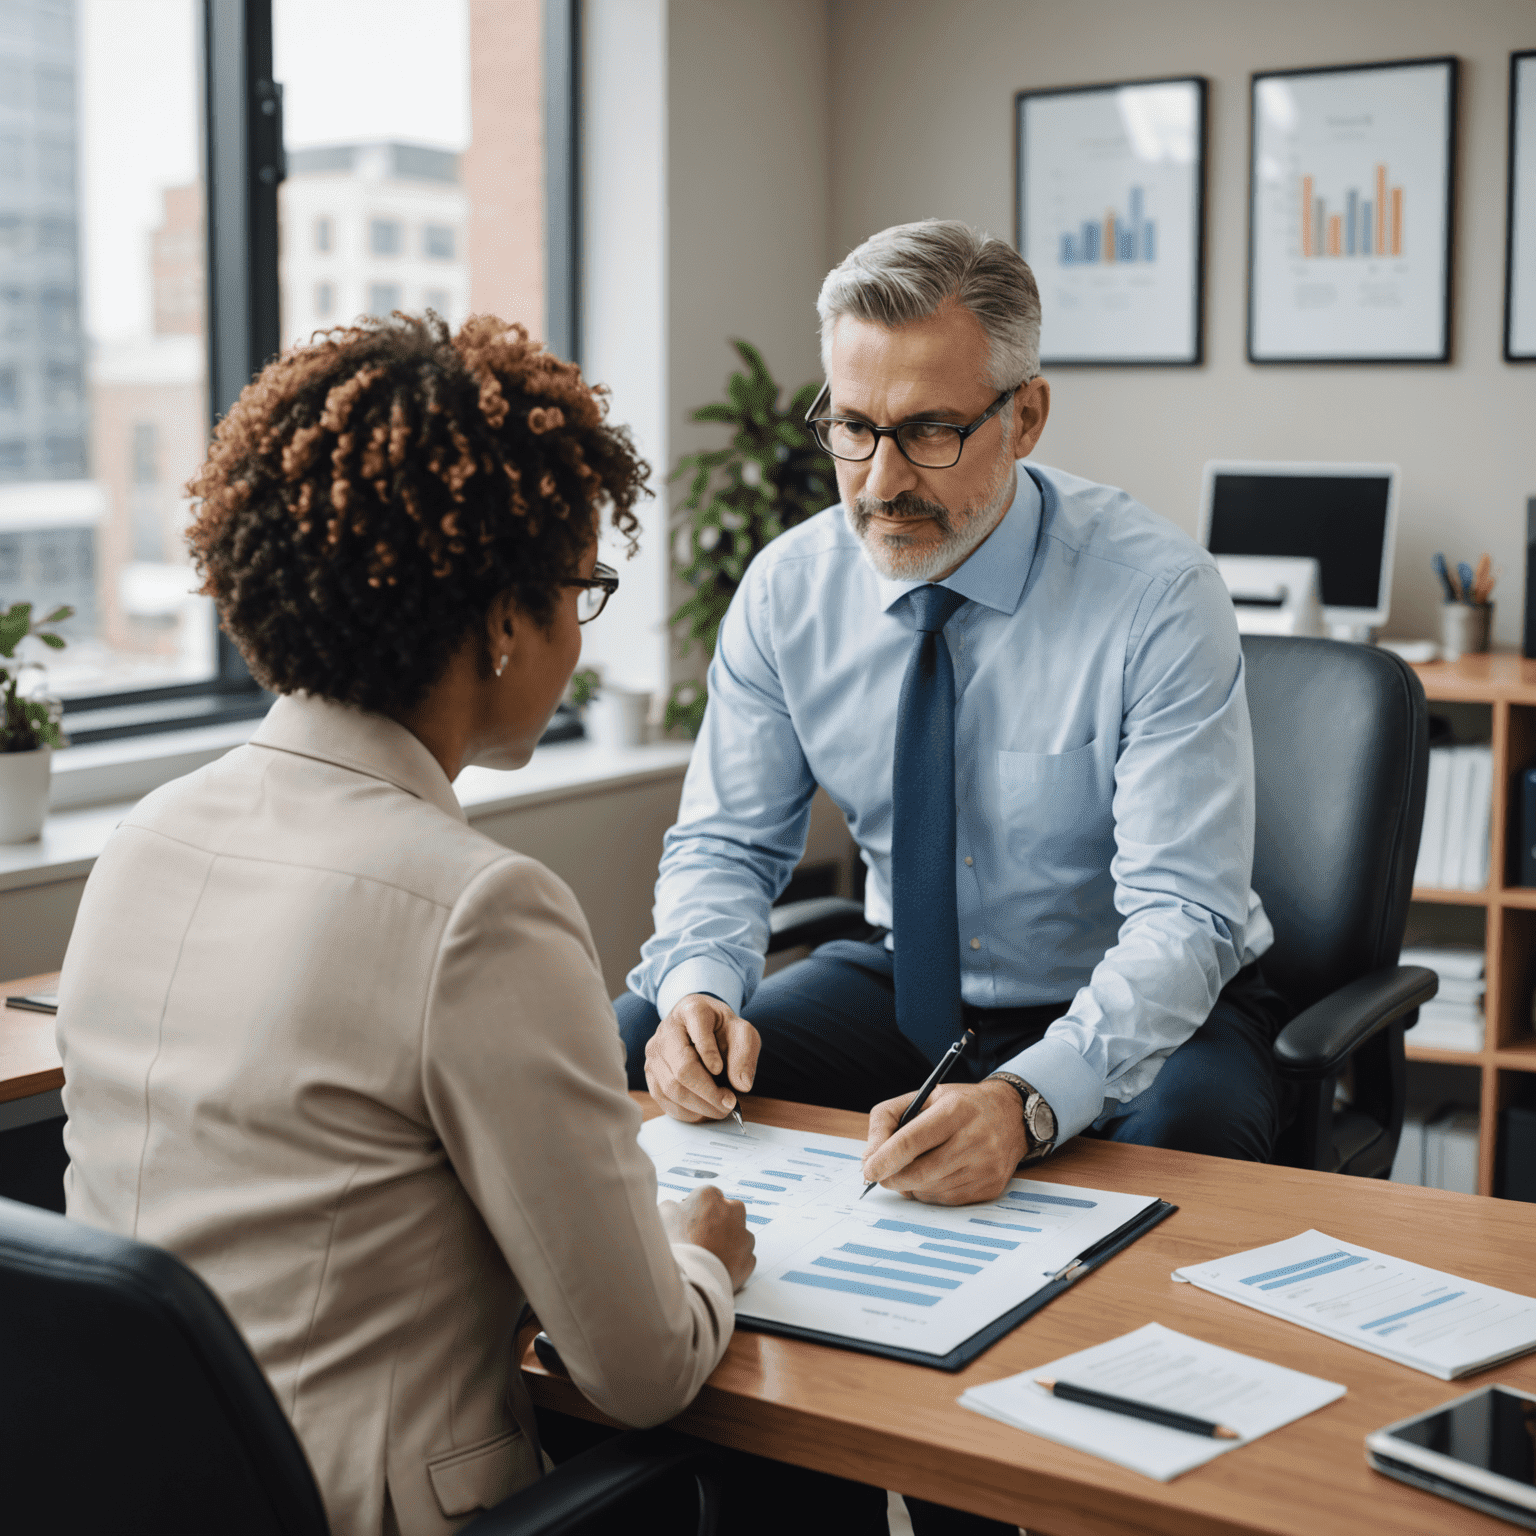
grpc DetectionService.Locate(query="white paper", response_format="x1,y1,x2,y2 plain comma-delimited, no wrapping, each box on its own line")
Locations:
1174,1230,1536,1380
639,1116,1159,1356
960,1323,1345,1481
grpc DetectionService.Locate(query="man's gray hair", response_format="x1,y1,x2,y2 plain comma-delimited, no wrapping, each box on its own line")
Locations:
817,220,1041,389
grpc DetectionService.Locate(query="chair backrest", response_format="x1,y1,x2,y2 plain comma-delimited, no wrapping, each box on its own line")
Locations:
1242,636,1429,1013
0,1196,330,1536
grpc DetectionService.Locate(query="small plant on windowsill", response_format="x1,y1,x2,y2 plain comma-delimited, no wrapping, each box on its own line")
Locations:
665,340,830,737
0,601,72,844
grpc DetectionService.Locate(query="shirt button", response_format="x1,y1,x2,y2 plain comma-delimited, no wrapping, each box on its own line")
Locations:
970,937,981,950
964,856,973,866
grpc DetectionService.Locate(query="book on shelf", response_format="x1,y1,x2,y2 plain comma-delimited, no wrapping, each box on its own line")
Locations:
1412,744,1493,891
1390,1106,1481,1193
1408,1002,1484,1053
1400,945,1485,981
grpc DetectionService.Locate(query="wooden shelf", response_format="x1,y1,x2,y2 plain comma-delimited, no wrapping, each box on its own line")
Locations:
1405,653,1536,1194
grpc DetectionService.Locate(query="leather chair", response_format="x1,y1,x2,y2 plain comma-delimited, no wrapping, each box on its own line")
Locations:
0,1196,721,1536
769,634,1437,1178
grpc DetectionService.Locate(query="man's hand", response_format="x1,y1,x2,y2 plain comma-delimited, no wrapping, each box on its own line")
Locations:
659,1184,756,1290
861,1080,1029,1205
644,993,761,1123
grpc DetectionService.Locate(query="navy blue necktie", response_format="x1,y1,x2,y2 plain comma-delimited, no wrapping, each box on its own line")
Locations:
891,584,969,1064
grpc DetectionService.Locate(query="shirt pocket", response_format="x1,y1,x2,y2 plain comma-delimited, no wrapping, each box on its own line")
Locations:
996,742,1111,870
427,1428,533,1519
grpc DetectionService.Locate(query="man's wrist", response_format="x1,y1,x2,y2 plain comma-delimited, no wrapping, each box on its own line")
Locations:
986,1072,1058,1161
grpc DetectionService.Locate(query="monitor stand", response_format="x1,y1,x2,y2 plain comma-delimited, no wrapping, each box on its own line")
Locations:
1328,622,1377,644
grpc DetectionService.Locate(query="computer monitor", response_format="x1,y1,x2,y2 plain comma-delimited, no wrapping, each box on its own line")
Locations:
1198,461,1400,638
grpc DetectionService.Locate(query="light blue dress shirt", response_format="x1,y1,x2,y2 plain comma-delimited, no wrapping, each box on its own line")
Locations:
628,462,1274,1143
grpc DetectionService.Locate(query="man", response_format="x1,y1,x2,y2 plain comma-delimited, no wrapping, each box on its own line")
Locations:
616,219,1288,1214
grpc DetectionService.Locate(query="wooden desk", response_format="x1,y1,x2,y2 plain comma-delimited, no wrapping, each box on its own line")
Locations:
0,972,61,1105
525,1095,1536,1536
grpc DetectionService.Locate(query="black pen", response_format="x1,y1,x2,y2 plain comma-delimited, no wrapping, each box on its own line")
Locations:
1033,1378,1239,1440
860,1028,974,1198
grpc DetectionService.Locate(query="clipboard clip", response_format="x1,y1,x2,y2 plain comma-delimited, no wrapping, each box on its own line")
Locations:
1048,1257,1086,1285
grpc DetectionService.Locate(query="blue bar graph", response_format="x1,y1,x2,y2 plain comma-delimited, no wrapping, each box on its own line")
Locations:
740,1180,786,1191
970,1218,1041,1234
1240,1251,1351,1286
657,1181,690,1192
922,1241,997,1262
1360,1292,1464,1332
782,1270,940,1307
745,1214,769,1225
1059,186,1157,266
875,1218,1017,1251
839,1244,981,1274
813,1257,961,1291
762,1171,804,1181
801,1146,859,1161
1005,1190,1096,1209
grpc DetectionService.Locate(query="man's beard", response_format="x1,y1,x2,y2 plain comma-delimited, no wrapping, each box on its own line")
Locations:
847,457,1017,582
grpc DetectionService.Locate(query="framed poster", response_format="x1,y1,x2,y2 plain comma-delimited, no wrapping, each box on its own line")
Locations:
1015,75,1207,367
1505,50,1536,361
1248,56,1457,364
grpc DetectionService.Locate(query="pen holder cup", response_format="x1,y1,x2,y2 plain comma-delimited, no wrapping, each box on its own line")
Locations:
1441,602,1493,662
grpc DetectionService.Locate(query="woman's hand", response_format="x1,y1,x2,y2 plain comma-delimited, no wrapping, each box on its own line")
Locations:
660,1183,756,1290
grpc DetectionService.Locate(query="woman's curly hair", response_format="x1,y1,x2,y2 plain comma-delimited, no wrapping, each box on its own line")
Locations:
186,312,648,714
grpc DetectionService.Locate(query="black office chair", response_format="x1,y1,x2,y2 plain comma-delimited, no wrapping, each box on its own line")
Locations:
0,1196,721,1535
768,634,1437,1179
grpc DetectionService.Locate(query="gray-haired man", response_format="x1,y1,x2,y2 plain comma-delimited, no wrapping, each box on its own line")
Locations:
617,220,1289,1218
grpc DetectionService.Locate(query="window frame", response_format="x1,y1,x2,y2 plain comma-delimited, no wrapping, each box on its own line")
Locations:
59,0,580,747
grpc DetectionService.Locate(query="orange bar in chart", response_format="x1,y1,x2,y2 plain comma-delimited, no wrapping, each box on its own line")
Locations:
1327,214,1341,256
1301,175,1313,257
1390,186,1403,256
1103,210,1116,263
1375,164,1386,256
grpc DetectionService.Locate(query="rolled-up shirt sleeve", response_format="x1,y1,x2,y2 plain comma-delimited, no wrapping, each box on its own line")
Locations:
628,566,818,1017
424,856,735,1427
999,563,1260,1142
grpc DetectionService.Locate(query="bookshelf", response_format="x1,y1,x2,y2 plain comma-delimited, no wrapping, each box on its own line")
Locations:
1406,652,1536,1196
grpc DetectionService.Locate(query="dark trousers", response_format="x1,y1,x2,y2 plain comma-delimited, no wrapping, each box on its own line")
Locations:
615,941,1292,1164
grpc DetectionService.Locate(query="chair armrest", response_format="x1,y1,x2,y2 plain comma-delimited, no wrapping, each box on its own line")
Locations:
459,1428,720,1536
1272,965,1439,1079
766,896,867,954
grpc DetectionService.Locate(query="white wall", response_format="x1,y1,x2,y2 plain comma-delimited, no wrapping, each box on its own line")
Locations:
828,0,1536,647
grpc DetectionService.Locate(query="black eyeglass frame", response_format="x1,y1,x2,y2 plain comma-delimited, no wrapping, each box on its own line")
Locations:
804,382,1019,469
565,561,619,623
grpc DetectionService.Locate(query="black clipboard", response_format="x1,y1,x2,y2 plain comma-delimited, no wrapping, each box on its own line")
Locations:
736,1197,1178,1373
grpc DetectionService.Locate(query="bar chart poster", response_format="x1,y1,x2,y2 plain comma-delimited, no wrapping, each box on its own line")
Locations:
1505,51,1536,361
1016,77,1206,365
1249,58,1456,363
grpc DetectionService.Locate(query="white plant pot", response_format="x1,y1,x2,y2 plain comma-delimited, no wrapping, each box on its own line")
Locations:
585,688,651,750
0,746,51,843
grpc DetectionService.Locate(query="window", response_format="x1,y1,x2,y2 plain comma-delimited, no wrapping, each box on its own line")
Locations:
422,222,454,259
0,133,22,182
368,217,401,256
313,215,331,252
0,367,16,410
366,281,400,314
314,279,333,317
43,362,79,409
422,287,449,316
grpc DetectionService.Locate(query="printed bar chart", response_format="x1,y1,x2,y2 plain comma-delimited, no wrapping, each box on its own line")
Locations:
1300,163,1403,257
1059,185,1157,266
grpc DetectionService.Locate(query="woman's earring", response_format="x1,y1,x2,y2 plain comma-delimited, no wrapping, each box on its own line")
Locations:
495,654,509,677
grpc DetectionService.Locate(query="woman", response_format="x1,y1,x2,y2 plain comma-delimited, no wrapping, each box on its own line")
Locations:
54,315,753,1536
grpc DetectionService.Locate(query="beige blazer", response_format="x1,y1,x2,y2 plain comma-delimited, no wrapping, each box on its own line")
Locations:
56,694,734,1536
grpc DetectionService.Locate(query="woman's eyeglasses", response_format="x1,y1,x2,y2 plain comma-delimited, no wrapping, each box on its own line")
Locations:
566,562,619,624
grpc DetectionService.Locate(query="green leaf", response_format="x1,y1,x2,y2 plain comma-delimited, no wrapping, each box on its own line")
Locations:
732,338,770,385
36,633,66,650
691,402,740,425
41,605,74,625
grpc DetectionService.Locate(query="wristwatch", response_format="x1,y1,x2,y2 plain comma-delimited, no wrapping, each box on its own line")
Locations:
986,1072,1057,1161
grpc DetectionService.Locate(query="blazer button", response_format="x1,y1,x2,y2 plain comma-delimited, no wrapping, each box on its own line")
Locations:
970,937,982,950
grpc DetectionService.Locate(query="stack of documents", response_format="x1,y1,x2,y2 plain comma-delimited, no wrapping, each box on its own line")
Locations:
1413,744,1493,891
638,1116,1164,1364
1174,1231,1536,1379
959,1323,1344,1481
1391,1105,1481,1192
1401,944,1485,1052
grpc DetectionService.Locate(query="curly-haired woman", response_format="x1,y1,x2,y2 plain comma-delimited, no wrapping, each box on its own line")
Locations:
54,315,753,1535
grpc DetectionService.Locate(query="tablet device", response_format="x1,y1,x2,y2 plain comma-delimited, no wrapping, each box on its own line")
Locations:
1366,1384,1536,1530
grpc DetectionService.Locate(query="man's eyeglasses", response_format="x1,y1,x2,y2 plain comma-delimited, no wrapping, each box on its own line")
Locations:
804,383,1017,470
565,562,619,624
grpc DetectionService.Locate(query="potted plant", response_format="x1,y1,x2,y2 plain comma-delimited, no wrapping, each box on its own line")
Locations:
665,340,830,736
0,601,72,843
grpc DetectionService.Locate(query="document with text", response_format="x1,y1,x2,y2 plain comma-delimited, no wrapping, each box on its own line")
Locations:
1174,1229,1536,1379
639,1116,1163,1358
960,1323,1345,1480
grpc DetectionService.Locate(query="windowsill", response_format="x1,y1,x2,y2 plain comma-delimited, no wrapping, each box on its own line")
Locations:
1,733,693,895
